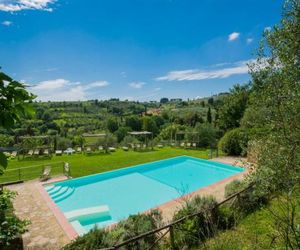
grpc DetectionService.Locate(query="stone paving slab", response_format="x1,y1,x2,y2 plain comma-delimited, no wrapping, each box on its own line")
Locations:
8,156,247,250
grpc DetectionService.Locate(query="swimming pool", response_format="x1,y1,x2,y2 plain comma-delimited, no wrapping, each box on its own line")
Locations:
44,156,244,235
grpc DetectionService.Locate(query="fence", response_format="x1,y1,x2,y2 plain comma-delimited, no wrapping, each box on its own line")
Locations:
0,162,66,184
101,183,255,250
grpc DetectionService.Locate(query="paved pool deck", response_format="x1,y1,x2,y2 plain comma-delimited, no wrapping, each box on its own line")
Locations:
8,156,247,250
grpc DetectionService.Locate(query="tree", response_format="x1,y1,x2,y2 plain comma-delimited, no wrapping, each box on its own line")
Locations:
246,1,300,247
142,117,158,136
106,118,119,133
0,70,35,173
125,116,142,131
207,97,214,106
160,97,169,104
115,127,131,143
218,84,251,131
207,107,212,124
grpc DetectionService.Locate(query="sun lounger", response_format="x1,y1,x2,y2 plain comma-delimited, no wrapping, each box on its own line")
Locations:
55,150,62,156
28,150,33,156
64,148,75,155
11,151,17,158
34,149,40,156
157,144,163,148
108,147,116,152
43,149,49,156
192,143,197,148
40,166,51,181
180,142,185,147
187,142,191,147
85,147,92,154
76,147,82,153
98,146,104,151
122,146,129,151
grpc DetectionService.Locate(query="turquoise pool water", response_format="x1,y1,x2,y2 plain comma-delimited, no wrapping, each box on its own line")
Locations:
45,156,244,235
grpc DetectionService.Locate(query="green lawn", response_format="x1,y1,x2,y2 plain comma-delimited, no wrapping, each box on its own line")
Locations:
1,147,212,183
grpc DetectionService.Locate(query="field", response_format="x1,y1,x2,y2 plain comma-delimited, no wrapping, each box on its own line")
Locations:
1,147,212,183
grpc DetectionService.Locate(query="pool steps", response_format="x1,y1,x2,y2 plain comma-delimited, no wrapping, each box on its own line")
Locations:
46,185,76,203
65,205,110,221
70,220,86,236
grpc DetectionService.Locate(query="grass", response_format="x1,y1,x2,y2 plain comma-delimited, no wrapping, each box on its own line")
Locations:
200,191,300,250
1,147,212,183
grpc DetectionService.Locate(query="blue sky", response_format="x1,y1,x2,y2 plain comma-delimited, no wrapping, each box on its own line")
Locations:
0,0,283,101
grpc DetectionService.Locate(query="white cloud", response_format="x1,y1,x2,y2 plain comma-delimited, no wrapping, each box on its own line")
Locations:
0,0,56,12
85,81,109,89
2,20,12,26
30,78,111,101
32,78,68,90
156,60,252,81
246,38,253,44
154,87,161,91
228,32,240,41
129,81,146,89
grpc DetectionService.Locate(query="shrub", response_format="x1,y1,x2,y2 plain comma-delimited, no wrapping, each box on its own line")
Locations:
224,180,268,215
218,128,248,156
171,196,219,248
0,189,29,248
224,179,246,198
63,210,162,250
62,228,112,250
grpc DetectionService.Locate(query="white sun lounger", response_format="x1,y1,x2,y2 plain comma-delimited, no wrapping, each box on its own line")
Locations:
65,205,110,221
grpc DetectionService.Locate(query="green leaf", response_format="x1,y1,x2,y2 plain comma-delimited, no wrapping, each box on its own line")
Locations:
0,152,8,170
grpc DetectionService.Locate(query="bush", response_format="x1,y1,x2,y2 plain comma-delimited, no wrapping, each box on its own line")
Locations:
62,228,112,250
0,189,29,248
171,196,219,248
63,210,162,250
218,128,248,156
224,180,268,215
224,179,246,198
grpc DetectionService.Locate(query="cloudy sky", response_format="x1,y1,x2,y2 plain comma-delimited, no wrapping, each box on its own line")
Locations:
0,0,282,101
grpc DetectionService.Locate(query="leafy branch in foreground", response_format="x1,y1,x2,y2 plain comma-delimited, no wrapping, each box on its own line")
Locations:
0,70,35,174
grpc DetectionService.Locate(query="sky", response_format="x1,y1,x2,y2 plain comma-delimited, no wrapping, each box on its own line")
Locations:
0,0,283,101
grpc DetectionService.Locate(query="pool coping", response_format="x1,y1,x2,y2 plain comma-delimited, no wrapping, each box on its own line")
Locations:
37,156,247,240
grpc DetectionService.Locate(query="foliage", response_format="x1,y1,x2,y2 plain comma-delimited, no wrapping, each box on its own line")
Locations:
218,128,248,156
141,116,159,136
225,180,268,215
0,189,30,248
106,118,119,133
0,135,14,148
207,107,212,124
63,210,162,250
115,127,131,143
224,179,245,198
56,137,72,150
0,70,35,173
121,135,139,146
125,116,142,131
172,196,219,248
218,84,251,131
194,123,218,148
